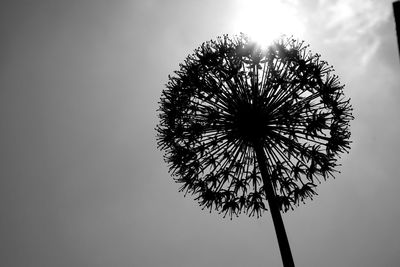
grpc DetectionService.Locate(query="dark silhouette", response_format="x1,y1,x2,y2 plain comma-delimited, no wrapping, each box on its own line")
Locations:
394,1,400,57
156,34,353,267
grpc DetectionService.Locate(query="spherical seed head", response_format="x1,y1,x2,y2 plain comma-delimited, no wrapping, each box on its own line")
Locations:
156,33,353,219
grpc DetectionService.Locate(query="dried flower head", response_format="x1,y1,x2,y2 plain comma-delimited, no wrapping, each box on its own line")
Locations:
156,34,353,219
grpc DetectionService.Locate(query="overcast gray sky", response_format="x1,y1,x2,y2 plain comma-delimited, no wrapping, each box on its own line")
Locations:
1,0,399,266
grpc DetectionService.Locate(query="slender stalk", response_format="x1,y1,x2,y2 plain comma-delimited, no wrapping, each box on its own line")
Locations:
254,142,295,267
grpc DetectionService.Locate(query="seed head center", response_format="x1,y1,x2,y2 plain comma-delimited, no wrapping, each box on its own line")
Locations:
232,102,271,144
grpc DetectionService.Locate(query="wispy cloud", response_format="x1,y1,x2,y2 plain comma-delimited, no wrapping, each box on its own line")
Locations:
232,0,394,66
314,0,393,65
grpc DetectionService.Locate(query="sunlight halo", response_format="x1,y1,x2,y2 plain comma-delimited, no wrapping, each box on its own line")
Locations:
231,0,304,47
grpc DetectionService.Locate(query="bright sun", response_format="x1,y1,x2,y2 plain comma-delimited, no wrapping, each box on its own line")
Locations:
232,0,304,47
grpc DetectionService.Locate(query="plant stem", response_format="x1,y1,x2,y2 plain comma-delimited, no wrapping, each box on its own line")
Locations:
254,142,295,267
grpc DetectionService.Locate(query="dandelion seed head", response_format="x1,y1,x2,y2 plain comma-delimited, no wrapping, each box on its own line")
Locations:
156,33,353,219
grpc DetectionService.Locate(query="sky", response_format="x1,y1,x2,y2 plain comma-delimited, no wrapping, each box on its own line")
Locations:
0,0,399,266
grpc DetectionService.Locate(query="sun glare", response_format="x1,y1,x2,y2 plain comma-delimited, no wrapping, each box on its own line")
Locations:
232,0,304,47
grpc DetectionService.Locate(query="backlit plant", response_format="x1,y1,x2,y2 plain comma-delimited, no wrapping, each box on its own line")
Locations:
156,33,353,267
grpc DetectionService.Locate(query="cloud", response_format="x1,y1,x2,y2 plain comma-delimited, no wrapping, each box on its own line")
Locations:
314,0,393,65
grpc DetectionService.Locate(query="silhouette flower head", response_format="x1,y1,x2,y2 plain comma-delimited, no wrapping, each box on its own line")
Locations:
156,34,353,219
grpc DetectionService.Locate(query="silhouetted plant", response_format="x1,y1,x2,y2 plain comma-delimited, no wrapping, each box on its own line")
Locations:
156,33,353,267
